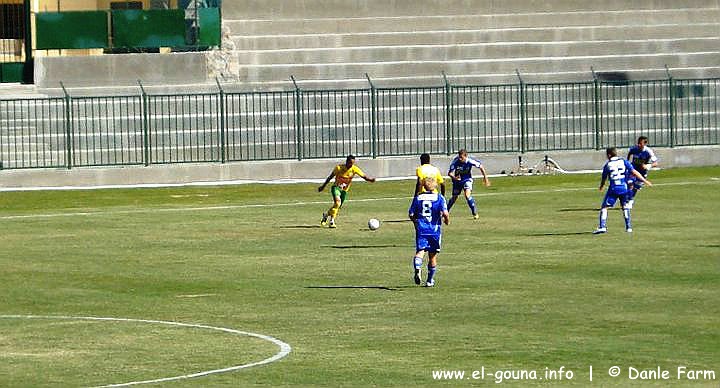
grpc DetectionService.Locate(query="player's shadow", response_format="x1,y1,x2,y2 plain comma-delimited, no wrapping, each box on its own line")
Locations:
559,208,625,212
526,231,596,236
280,225,323,229
382,219,412,223
323,244,402,249
305,285,411,291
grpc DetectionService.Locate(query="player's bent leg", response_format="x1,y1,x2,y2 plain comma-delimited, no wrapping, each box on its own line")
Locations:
447,195,458,211
465,189,478,218
413,253,424,285
621,201,632,232
320,212,328,226
594,207,609,234
327,197,342,219
426,251,438,287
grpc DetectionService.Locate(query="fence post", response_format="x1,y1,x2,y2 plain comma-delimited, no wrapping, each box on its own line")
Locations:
591,67,601,150
665,65,676,148
215,77,226,163
60,82,72,169
442,71,452,155
515,70,526,153
138,80,150,166
291,75,302,160
365,73,377,159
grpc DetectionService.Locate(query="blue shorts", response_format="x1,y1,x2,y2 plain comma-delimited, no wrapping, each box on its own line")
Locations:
416,234,442,253
601,188,630,208
452,179,473,195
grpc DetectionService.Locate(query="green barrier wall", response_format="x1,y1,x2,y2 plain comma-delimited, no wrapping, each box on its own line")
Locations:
36,11,108,49
198,7,221,46
0,62,24,83
112,9,185,48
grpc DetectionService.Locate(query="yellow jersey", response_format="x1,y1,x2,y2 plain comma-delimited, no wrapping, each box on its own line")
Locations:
416,163,444,191
333,164,366,191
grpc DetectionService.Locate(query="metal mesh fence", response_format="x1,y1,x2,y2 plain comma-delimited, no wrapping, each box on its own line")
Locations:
0,77,718,170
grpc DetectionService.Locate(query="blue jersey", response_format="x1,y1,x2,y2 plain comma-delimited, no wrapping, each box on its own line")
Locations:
602,157,635,193
448,156,482,181
627,145,658,176
408,192,448,236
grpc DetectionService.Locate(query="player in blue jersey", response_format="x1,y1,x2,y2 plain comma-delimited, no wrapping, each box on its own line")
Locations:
408,177,450,287
626,136,659,208
447,149,490,220
594,147,652,234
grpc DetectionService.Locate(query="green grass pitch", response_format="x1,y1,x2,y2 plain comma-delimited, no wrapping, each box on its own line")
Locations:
1,166,718,387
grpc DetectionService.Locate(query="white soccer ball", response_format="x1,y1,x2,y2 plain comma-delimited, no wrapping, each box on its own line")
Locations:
368,218,381,230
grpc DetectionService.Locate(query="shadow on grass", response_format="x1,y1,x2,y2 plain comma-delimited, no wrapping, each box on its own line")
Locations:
280,225,322,229
526,231,596,236
323,244,403,249
305,285,411,291
558,207,610,212
382,219,412,223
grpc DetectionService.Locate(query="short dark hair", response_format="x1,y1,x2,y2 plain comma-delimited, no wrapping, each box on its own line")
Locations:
606,147,618,157
346,154,356,163
420,153,430,164
637,136,649,144
458,149,468,156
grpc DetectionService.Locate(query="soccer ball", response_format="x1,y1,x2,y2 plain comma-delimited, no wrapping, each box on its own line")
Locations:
368,218,381,230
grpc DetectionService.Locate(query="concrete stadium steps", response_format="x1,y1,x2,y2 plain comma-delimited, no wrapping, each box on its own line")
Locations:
211,65,720,91
236,51,720,83
225,9,720,36
234,38,720,65
224,1,720,88
221,0,720,19
0,84,49,99
230,23,720,51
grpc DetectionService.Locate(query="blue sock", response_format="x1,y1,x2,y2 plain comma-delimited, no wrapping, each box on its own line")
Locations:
467,196,477,215
413,256,423,270
427,265,437,283
447,196,456,210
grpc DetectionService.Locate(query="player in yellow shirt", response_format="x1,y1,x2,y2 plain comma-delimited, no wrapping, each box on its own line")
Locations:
415,153,445,196
318,155,376,228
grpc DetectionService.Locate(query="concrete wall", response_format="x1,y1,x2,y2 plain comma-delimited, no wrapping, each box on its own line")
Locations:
1,146,718,190
33,52,209,88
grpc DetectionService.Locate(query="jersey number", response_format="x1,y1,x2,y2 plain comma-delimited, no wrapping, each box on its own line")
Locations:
421,201,433,221
609,165,626,186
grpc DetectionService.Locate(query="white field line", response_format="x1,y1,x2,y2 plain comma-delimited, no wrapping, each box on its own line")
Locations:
0,179,715,221
0,315,292,387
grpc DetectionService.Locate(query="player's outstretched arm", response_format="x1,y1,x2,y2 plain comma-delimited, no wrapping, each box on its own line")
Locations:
318,171,334,192
479,166,491,187
631,170,652,186
363,175,376,183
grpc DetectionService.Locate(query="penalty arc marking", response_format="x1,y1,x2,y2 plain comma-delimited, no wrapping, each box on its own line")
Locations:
0,315,292,387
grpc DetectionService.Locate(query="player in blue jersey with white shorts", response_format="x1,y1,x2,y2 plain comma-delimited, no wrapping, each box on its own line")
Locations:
409,177,449,287
447,149,490,220
626,136,658,208
594,147,652,234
